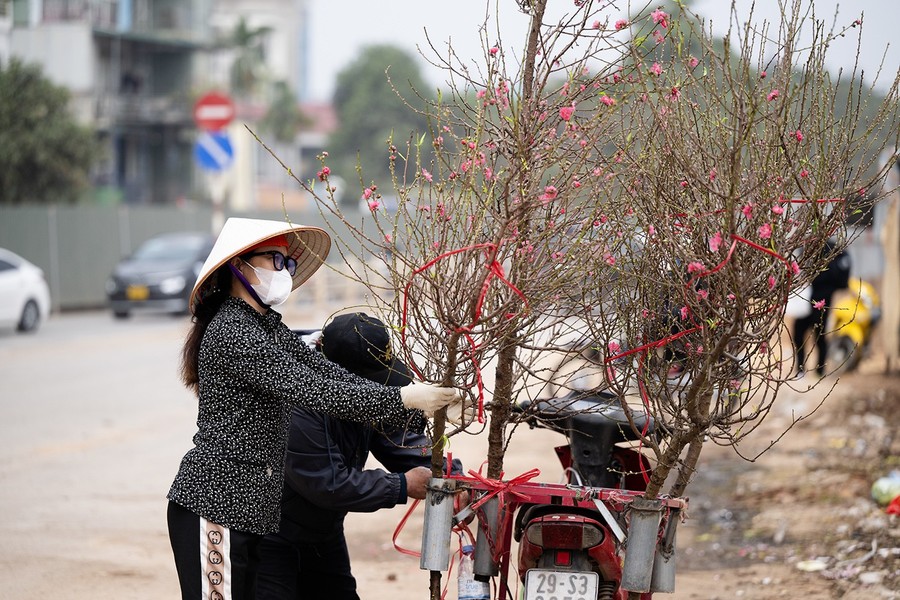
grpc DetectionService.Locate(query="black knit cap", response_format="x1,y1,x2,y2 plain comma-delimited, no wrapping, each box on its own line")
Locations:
321,312,413,386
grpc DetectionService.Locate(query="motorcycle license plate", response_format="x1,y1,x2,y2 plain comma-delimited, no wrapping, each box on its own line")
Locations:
524,569,599,600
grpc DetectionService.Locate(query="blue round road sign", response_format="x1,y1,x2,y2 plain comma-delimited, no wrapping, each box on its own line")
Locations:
194,131,234,171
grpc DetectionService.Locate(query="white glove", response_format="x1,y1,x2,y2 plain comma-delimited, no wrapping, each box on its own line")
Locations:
446,399,477,426
400,383,462,415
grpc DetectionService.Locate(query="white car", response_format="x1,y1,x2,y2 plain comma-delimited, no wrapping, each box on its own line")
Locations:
0,248,51,333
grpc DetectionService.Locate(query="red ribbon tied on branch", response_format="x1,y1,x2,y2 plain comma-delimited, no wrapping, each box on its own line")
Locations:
400,242,529,422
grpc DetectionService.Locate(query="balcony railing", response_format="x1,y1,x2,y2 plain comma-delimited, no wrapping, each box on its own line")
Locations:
95,92,191,127
41,0,205,42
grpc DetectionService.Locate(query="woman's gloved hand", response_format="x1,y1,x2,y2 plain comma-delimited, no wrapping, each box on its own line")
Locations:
400,383,462,415
446,399,477,425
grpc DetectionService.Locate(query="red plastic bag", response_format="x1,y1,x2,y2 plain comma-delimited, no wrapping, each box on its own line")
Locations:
886,495,900,515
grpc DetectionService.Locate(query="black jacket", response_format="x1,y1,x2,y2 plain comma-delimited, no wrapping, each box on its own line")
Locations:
276,407,462,543
811,242,851,304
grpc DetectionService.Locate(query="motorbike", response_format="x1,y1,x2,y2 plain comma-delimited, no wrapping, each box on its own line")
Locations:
828,278,881,374
435,388,685,600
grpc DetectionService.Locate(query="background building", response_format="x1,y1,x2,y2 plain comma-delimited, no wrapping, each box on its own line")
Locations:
8,0,213,205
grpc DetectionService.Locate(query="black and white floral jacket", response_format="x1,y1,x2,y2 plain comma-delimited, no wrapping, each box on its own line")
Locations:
167,297,424,535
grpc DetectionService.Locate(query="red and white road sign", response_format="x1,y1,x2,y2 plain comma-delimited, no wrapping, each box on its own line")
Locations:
193,92,235,131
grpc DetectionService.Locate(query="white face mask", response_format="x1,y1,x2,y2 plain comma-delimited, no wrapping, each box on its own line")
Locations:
243,261,294,306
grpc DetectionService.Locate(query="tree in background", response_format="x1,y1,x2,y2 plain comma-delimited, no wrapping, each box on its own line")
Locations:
260,80,309,143
0,59,99,204
328,45,434,199
223,17,272,101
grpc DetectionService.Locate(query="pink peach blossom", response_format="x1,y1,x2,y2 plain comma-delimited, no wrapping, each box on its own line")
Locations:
615,19,629,30
758,223,772,239
680,306,689,320
794,130,804,142
651,9,669,28
592,20,601,29
768,275,776,290
800,169,809,178
687,261,705,274
650,62,663,76
422,169,433,183
608,341,621,354
813,299,826,310
540,185,558,202
688,56,699,68
489,47,499,55
767,89,780,101
772,205,784,215
741,204,753,218
599,95,616,106
709,232,722,252
559,106,576,121
367,200,380,211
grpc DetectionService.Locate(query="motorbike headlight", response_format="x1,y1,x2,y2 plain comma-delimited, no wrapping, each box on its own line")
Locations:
159,275,187,295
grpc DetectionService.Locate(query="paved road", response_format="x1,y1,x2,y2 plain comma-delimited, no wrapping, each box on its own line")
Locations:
0,306,330,599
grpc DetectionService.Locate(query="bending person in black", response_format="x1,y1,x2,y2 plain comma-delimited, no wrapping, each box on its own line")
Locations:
256,312,463,600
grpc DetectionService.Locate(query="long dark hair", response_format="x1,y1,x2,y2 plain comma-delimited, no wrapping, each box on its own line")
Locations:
181,265,234,393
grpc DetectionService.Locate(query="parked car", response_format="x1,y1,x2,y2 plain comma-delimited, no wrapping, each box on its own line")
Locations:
0,248,52,333
106,231,214,318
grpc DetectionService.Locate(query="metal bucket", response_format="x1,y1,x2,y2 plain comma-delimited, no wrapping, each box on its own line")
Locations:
473,495,499,579
621,497,664,592
420,478,457,571
650,511,679,593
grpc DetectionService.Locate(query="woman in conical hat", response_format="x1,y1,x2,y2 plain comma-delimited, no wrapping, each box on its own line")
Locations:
166,218,461,599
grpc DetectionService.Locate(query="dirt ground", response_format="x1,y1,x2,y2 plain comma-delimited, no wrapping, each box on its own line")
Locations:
343,356,900,600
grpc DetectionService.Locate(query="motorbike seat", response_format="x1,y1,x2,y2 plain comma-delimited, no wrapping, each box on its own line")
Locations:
524,390,656,488
528,389,655,443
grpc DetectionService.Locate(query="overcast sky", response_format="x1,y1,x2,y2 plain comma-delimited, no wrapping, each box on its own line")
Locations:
306,0,898,102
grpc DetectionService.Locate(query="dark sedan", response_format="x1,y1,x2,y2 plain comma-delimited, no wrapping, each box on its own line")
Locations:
106,231,214,318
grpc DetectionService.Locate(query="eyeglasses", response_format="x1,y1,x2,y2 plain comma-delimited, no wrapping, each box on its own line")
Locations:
243,251,298,276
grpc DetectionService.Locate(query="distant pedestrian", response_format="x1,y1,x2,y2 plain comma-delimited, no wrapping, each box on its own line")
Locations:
166,218,462,600
791,239,851,378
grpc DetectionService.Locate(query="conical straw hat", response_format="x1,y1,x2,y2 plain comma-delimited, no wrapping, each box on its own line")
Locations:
190,217,331,314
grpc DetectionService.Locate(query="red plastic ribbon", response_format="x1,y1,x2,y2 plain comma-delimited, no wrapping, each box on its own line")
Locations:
399,242,529,423
466,468,542,513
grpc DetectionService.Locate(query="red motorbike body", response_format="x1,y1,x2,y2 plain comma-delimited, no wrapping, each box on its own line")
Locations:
451,389,683,600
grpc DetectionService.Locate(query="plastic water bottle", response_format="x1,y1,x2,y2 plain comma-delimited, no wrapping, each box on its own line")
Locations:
872,470,900,505
458,544,490,600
